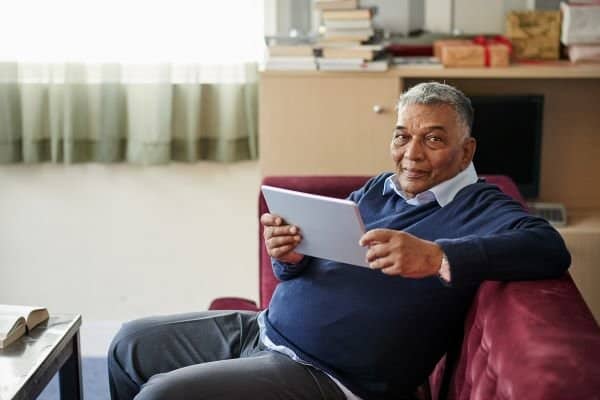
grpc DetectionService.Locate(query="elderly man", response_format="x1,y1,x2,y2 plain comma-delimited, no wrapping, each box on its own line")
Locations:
108,82,570,400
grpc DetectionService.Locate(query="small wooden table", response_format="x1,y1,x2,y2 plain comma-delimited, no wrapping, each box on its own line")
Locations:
0,314,83,400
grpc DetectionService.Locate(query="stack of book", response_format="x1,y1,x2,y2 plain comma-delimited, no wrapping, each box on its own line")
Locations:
265,44,317,71
315,1,388,71
319,6,373,44
561,2,600,64
318,44,387,71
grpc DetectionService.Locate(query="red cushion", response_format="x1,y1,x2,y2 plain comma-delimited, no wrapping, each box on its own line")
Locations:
208,297,260,312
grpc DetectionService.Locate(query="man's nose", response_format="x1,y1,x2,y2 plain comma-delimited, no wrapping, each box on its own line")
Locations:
404,139,425,160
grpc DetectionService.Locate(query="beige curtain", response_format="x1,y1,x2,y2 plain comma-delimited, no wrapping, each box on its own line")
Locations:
0,62,258,164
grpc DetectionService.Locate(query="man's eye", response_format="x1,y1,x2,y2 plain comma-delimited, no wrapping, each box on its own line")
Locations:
426,136,445,147
392,135,409,145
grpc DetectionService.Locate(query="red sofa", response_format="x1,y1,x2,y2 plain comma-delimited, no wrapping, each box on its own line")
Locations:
209,175,600,400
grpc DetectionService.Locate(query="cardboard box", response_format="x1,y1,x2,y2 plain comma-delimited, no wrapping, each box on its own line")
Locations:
440,44,510,68
433,40,472,60
506,11,561,60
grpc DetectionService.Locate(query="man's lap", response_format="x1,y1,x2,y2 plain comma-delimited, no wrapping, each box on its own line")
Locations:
108,310,345,400
135,350,344,400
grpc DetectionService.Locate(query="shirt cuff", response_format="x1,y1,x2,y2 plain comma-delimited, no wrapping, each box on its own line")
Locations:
438,252,452,284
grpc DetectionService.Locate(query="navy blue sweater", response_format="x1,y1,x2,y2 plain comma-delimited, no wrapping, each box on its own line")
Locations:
264,173,570,400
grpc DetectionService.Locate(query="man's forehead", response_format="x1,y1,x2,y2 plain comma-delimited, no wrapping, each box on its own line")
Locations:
396,103,457,126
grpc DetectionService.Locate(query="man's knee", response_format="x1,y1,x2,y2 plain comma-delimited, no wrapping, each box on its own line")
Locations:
108,318,146,366
108,319,156,400
108,316,164,389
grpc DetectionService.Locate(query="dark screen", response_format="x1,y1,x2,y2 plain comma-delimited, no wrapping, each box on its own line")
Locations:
470,95,544,198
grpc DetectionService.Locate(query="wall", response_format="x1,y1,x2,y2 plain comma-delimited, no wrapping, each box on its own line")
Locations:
425,0,531,34
0,161,261,321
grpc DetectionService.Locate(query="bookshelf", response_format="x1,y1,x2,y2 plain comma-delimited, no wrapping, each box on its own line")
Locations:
261,62,600,79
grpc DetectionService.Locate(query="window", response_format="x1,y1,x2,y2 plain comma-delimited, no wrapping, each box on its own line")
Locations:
0,0,265,64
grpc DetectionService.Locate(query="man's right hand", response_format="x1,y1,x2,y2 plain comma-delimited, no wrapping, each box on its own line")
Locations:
260,213,304,264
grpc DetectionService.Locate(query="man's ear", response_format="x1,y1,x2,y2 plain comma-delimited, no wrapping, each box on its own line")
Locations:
461,137,477,169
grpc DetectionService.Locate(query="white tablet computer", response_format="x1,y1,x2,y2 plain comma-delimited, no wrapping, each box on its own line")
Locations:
261,185,368,268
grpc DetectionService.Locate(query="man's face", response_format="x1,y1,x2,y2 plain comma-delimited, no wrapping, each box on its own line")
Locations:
391,103,476,198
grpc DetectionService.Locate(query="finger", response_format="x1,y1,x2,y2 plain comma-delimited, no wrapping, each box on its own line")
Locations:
381,264,402,275
270,225,300,237
368,255,395,270
260,213,283,226
365,243,389,263
267,235,301,249
359,229,394,246
271,244,299,258
263,225,300,240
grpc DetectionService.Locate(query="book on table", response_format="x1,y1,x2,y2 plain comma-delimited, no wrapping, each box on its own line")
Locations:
0,305,49,349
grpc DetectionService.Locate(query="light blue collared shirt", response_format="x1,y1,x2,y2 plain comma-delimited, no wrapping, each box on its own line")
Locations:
383,162,478,207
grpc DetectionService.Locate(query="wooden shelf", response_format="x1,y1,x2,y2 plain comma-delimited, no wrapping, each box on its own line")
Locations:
559,209,600,234
558,209,600,323
261,62,600,79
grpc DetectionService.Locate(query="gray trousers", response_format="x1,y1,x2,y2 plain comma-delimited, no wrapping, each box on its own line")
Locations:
108,310,346,400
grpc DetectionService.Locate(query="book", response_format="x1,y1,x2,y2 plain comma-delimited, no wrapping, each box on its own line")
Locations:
568,44,600,63
560,2,600,45
322,9,371,20
324,28,374,37
316,39,364,47
392,56,441,66
324,19,372,29
0,304,49,348
321,45,384,61
317,58,389,71
315,0,358,10
265,57,318,71
267,45,315,57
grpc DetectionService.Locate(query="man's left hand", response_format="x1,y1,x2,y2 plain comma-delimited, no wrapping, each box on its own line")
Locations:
359,229,443,278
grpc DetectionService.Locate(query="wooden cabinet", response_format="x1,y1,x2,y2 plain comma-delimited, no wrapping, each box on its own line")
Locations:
259,74,400,175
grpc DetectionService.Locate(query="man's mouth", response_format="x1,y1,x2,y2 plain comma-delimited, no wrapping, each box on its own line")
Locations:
402,168,429,179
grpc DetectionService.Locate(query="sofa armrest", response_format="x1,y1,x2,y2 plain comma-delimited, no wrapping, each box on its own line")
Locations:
432,274,600,400
208,297,261,312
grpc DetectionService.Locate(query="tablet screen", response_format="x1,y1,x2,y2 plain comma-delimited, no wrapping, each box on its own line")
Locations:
261,185,368,267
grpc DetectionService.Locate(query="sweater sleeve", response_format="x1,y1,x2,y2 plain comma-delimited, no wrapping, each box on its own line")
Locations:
435,192,571,288
272,256,313,281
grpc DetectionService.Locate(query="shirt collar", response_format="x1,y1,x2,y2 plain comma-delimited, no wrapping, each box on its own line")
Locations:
383,162,478,207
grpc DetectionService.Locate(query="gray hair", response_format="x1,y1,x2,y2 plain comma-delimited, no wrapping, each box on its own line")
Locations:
397,82,474,138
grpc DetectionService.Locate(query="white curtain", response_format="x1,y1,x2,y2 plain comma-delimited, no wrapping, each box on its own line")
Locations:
0,0,264,164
